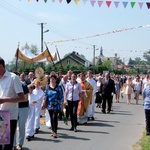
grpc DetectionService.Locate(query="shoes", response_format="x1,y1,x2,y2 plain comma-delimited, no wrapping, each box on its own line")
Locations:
88,117,90,121
53,132,58,138
35,127,40,134
16,145,22,150
69,127,74,131
91,116,95,120
50,132,57,138
26,136,31,141
74,128,77,132
30,135,34,138
146,132,150,136
107,111,110,113
26,135,34,141
101,110,106,114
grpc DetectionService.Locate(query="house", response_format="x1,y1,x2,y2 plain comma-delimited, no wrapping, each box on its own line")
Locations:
54,51,92,69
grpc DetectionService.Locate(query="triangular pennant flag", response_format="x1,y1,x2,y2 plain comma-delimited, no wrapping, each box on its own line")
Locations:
36,0,39,2
52,0,55,2
97,1,103,7
28,0,30,2
90,0,96,7
146,2,150,9
59,0,63,3
66,0,71,3
106,1,112,7
74,0,80,5
83,0,88,5
138,2,143,9
44,0,48,2
122,2,128,8
130,2,136,8
114,1,120,8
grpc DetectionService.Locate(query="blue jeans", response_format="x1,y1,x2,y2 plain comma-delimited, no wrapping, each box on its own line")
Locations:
14,107,29,147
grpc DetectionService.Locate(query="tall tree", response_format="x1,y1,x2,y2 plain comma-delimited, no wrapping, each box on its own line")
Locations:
143,50,150,65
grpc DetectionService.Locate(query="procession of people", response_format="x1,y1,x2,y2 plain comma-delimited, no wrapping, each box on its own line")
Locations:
0,56,150,150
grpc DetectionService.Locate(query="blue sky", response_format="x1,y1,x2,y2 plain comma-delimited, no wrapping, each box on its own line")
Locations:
0,0,150,65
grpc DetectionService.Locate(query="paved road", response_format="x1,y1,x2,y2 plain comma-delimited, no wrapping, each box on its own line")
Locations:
22,95,145,150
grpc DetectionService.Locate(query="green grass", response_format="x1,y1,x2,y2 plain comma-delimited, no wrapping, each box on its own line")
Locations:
133,130,150,150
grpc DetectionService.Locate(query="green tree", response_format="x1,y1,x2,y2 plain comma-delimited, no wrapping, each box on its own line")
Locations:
128,58,135,67
102,60,112,71
143,50,150,65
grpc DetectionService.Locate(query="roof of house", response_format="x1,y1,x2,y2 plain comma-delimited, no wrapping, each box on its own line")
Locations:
55,51,92,66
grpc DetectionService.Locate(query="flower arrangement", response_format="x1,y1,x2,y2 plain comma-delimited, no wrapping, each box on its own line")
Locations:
63,108,68,126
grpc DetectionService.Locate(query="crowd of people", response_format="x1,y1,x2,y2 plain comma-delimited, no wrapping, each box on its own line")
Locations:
1,56,150,150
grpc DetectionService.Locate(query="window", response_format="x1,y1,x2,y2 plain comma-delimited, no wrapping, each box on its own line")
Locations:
67,59,70,64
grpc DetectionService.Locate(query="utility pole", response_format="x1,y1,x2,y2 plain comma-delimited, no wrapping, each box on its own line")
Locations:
93,45,96,74
38,23,47,53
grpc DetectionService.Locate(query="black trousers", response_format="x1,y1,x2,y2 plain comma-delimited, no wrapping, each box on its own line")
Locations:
145,109,150,133
48,109,60,133
68,100,79,129
102,95,112,112
0,120,17,150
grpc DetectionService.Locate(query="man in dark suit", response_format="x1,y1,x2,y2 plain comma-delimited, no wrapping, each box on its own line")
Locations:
100,73,115,113
25,72,35,85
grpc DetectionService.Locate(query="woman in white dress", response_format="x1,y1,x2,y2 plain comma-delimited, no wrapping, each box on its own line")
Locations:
125,76,133,104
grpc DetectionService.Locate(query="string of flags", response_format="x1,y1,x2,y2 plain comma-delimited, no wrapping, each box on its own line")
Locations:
21,0,150,9
54,45,145,53
47,24,150,45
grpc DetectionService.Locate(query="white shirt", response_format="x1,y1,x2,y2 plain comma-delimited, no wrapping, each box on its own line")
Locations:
28,93,38,106
133,81,141,91
86,77,97,95
143,78,149,89
0,71,23,119
33,88,44,104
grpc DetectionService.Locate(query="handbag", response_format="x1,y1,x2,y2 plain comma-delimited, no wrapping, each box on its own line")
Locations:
0,110,10,144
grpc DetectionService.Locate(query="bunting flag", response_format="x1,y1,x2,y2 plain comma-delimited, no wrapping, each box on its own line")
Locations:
74,0,80,5
23,0,150,9
130,2,136,8
24,0,150,9
90,0,96,7
114,1,120,8
59,0,63,3
106,1,112,7
97,1,103,7
47,24,150,45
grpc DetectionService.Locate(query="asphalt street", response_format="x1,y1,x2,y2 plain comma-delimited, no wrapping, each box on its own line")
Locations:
22,94,145,150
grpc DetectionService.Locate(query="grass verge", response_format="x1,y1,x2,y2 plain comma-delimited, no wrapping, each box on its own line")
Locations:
133,130,150,150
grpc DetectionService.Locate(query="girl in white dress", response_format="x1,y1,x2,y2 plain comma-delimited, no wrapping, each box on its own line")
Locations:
26,84,38,141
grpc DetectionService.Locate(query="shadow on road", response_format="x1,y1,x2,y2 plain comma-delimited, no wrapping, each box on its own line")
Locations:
58,133,91,141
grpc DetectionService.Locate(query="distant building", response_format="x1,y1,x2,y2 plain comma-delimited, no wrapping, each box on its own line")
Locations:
54,51,92,69
95,47,117,69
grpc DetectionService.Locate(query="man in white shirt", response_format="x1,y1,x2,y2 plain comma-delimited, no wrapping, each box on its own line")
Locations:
0,57,25,150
